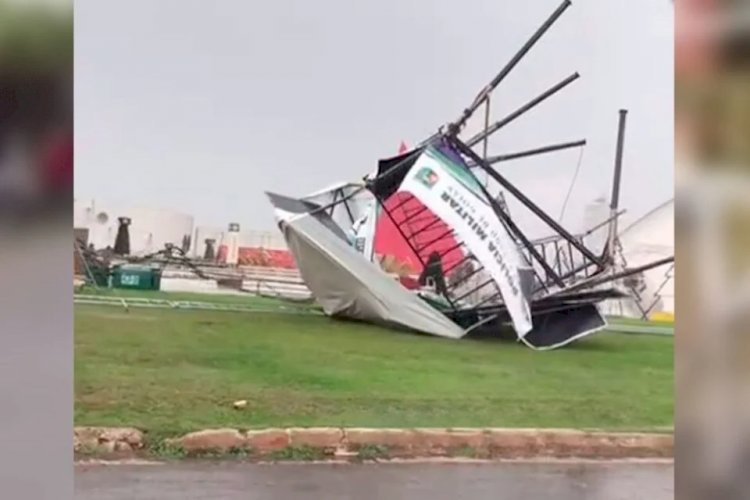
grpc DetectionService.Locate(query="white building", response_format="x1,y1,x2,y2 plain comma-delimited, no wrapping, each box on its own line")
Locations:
74,198,195,256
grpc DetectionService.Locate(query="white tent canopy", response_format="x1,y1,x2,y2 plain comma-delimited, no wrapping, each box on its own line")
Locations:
606,198,675,319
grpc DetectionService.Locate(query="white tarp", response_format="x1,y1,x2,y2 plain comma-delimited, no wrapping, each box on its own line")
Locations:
399,147,534,336
596,198,674,319
299,182,380,261
268,192,465,339
301,182,374,238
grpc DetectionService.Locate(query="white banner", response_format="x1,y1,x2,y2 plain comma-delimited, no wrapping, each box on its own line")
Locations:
400,147,533,336
351,200,378,262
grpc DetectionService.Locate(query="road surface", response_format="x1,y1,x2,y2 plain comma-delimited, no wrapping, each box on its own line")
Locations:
75,460,674,499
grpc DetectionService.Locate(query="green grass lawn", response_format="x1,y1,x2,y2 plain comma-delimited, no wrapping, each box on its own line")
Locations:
76,286,317,310
608,316,674,328
75,305,673,436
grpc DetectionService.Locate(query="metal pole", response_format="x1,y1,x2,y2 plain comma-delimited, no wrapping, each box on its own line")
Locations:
565,256,674,293
75,240,100,289
482,94,491,187
466,72,580,147
446,135,566,287
606,109,628,263
450,135,606,268
372,192,429,275
610,110,628,212
298,185,367,218
481,139,586,164
582,209,626,237
449,0,573,134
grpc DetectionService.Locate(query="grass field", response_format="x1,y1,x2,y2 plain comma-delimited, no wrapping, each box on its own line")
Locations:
608,316,674,328
75,303,673,436
75,286,316,309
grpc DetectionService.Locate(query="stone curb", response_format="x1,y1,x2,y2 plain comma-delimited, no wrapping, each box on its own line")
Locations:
74,427,145,454
74,427,673,459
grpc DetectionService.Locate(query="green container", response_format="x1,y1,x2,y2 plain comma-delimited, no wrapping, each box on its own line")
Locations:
111,264,162,291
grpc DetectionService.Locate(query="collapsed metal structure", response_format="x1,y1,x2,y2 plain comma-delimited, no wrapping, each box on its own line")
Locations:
267,0,674,349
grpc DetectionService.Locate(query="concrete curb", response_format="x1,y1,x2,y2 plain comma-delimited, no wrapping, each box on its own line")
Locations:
74,427,145,454
74,427,673,459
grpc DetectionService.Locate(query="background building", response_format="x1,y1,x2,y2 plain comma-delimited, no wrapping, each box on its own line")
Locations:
74,198,194,255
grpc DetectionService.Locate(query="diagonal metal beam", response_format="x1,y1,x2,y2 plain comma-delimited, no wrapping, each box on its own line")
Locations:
606,109,629,264
564,256,674,293
371,196,426,270
480,139,587,165
449,135,606,270
449,0,573,134
414,228,458,254
446,135,565,287
466,72,580,147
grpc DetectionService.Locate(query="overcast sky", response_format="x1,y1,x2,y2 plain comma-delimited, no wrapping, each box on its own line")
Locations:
75,0,673,236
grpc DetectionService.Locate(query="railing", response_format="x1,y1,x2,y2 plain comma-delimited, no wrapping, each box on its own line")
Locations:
73,294,321,315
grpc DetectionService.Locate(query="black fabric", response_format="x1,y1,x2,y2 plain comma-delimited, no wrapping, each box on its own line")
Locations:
447,287,622,318
522,303,605,349
266,191,349,242
367,147,424,200
203,239,216,260
113,217,131,256
181,234,191,253
445,288,620,346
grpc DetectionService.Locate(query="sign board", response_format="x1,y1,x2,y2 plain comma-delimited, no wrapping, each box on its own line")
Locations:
400,147,533,335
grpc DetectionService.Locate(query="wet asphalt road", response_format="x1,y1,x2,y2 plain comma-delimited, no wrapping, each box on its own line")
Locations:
75,461,674,499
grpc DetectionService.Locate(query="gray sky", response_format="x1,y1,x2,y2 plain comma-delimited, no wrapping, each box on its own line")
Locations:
75,0,673,236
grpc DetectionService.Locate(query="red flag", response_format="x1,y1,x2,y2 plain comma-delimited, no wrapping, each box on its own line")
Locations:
398,141,409,154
